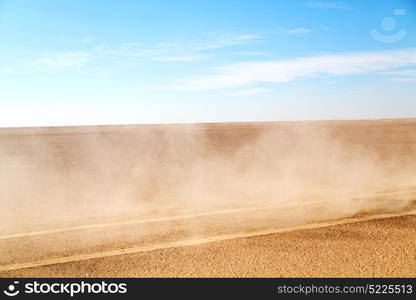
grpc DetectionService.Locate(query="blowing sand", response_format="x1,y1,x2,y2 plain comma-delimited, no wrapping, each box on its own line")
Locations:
0,119,415,277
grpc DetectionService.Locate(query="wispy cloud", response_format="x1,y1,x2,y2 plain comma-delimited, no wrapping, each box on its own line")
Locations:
118,44,162,58
82,37,95,44
390,77,416,83
225,87,273,97
192,34,261,51
114,44,209,62
384,69,416,82
174,49,416,90
114,33,262,62
27,32,262,73
278,27,313,35
32,51,94,70
384,69,416,76
154,55,208,62
306,1,354,10
236,51,269,56
59,37,96,44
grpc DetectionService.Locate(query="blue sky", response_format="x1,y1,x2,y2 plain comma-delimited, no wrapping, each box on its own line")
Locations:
0,0,416,126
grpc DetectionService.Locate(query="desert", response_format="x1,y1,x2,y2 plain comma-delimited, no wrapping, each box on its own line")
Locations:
0,119,415,277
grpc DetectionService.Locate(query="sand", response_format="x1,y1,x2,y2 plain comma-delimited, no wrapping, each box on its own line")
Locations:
2,214,415,277
0,119,415,277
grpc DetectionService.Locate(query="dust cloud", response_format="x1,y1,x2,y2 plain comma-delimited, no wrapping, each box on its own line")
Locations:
0,120,415,236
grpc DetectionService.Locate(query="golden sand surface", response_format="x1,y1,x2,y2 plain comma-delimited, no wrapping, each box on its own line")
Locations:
2,214,415,277
1,119,415,277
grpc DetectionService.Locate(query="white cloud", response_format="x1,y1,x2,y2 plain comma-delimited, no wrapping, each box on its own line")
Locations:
125,49,163,58
306,1,353,10
155,55,207,62
23,32,262,73
116,43,210,62
237,51,269,56
26,32,260,73
33,51,93,69
174,49,416,91
384,69,416,82
115,33,262,62
390,77,416,83
82,37,95,43
225,87,273,97
192,34,262,51
384,69,416,76
278,27,313,35
59,37,96,44
288,28,312,34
